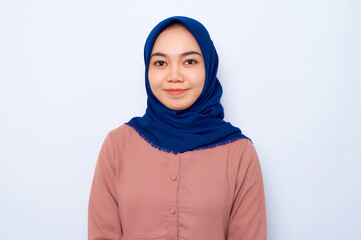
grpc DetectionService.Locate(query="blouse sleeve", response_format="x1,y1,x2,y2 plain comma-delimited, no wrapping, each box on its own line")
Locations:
227,140,267,240
88,132,122,240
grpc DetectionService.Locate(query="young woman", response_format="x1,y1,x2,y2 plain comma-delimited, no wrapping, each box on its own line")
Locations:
88,16,267,240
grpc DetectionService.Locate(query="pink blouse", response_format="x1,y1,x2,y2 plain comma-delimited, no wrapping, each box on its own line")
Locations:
88,124,267,240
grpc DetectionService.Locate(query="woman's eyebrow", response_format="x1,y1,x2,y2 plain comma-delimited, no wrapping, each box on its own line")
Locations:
181,51,203,57
150,51,202,58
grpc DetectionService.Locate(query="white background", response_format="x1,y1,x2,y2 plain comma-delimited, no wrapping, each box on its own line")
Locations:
0,0,360,239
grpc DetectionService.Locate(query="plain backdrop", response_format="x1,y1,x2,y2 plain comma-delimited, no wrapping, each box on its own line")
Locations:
0,0,360,239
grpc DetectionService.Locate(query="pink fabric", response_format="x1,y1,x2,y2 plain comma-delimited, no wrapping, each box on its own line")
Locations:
88,124,267,240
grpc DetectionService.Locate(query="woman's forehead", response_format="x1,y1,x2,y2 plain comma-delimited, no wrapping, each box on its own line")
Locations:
151,25,201,53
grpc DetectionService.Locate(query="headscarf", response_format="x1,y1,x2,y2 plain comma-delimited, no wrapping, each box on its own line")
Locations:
126,16,251,154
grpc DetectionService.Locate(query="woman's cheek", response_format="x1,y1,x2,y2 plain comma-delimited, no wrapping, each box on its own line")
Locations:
148,68,164,87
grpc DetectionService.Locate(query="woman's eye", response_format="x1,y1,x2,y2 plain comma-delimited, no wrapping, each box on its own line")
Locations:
185,59,196,65
155,61,166,66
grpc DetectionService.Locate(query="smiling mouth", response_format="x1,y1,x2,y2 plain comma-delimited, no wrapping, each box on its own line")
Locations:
164,89,188,96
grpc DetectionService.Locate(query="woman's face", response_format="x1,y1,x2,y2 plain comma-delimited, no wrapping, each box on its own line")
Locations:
148,24,206,111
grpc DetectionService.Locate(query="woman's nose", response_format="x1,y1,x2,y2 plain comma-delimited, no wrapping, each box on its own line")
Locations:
167,65,184,82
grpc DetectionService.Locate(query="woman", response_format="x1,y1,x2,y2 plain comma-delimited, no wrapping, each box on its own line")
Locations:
88,16,267,240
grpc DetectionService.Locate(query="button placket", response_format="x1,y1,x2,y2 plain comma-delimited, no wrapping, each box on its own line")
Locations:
167,153,180,239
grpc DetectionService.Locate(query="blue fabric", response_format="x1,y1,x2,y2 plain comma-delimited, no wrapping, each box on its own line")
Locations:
126,16,251,154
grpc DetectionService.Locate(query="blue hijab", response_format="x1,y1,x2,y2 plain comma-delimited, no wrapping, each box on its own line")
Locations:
126,16,251,154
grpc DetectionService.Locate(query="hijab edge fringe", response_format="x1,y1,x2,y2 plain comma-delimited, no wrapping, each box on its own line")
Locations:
126,123,251,155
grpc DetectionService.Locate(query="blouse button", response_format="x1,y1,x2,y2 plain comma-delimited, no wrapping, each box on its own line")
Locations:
171,175,177,181
169,208,176,215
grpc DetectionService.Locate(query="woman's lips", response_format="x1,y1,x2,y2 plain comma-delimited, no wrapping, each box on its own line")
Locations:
164,89,188,96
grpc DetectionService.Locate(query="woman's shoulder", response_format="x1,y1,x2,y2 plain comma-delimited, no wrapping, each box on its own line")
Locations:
232,137,256,152
210,137,258,164
109,123,133,135
207,137,254,154
187,136,256,160
107,123,138,142
230,137,260,167
106,123,154,152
